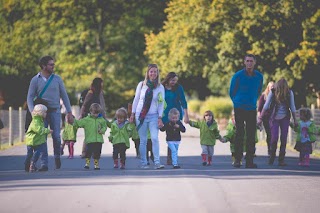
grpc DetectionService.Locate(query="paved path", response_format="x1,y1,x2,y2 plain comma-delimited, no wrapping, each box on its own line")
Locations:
0,126,320,213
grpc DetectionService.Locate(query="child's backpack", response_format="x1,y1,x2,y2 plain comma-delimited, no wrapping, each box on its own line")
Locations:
79,89,89,109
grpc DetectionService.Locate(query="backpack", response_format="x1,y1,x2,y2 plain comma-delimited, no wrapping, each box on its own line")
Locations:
79,89,89,108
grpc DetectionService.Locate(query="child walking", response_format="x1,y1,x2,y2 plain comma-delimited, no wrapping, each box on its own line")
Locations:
61,116,78,159
25,104,52,172
291,108,318,167
160,108,186,169
73,103,107,170
223,110,258,165
189,110,222,166
108,108,133,169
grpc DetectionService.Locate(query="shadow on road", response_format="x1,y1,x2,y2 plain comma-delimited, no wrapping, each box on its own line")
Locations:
0,154,319,186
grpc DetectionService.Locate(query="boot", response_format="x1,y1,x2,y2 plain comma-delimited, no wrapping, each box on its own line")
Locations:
201,154,207,166
167,148,172,165
207,156,212,166
94,159,100,170
120,160,125,169
305,155,310,167
268,154,276,165
245,156,257,168
278,152,287,166
84,158,90,169
113,159,119,168
55,158,61,169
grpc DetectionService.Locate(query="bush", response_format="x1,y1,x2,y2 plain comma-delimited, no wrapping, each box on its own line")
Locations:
199,97,233,119
188,99,201,113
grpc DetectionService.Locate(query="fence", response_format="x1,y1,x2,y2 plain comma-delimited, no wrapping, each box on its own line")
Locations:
0,106,80,148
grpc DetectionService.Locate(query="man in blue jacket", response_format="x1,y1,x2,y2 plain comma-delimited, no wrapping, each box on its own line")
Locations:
229,54,263,168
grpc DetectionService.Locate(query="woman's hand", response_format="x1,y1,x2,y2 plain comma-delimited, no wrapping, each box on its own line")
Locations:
158,117,164,128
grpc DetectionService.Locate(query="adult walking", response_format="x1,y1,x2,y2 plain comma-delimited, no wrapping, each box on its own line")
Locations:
129,64,165,169
27,55,74,171
229,54,263,168
162,72,189,165
258,78,297,166
257,81,274,157
79,77,106,157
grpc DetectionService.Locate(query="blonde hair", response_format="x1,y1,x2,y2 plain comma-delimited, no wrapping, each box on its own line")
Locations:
89,103,102,114
299,108,312,121
168,108,180,120
116,107,128,119
32,104,47,117
263,81,274,100
143,64,161,86
274,78,290,104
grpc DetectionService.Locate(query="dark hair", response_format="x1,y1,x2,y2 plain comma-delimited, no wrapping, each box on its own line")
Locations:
299,108,312,120
90,78,103,94
39,56,54,69
162,72,179,90
244,54,256,61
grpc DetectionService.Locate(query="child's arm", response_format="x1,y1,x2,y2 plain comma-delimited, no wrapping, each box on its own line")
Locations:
289,121,299,132
98,120,108,134
160,123,167,132
106,119,112,128
189,120,200,129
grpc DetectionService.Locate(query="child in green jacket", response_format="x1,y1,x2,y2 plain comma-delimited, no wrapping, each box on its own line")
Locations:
25,104,52,172
108,108,134,169
290,108,318,166
189,110,222,166
73,103,107,170
61,115,78,159
223,110,258,165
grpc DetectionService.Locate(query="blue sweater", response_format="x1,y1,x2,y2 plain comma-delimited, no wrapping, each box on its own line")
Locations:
162,84,188,123
229,69,263,110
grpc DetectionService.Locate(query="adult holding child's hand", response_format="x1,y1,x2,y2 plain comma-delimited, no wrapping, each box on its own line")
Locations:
131,64,165,169
162,72,189,165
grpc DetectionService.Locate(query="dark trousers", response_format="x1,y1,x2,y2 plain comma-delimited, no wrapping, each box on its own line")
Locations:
262,117,272,155
25,143,46,166
234,108,257,163
133,139,140,156
147,139,154,163
113,143,127,162
85,142,102,159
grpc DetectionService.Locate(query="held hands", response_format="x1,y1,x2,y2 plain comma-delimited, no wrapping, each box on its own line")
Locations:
129,114,135,123
67,112,74,124
219,137,226,143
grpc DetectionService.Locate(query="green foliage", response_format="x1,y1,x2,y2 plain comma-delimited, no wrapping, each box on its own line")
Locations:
146,0,320,107
188,99,201,113
200,97,233,119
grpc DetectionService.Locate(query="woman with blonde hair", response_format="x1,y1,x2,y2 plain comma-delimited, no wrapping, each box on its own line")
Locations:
129,64,165,169
257,81,274,157
258,78,297,166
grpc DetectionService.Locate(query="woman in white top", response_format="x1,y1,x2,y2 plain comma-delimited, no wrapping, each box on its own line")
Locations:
130,64,165,169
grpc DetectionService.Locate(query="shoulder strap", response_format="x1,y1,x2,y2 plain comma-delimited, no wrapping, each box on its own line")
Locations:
39,74,54,98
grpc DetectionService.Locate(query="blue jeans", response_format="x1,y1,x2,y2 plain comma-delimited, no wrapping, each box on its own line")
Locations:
136,114,161,166
25,143,47,165
167,142,180,166
41,110,62,167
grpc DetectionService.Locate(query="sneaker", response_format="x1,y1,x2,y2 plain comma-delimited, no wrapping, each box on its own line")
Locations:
173,165,181,169
120,165,125,170
154,164,165,169
140,165,149,169
94,166,100,170
202,162,207,166
38,166,48,172
147,162,150,165
84,164,90,169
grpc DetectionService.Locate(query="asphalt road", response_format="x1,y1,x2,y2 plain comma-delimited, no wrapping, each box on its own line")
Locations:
0,126,320,213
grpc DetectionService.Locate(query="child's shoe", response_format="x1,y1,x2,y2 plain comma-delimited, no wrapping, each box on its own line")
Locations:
154,164,165,169
84,164,89,169
207,156,212,166
120,161,125,170
113,159,119,168
304,155,310,167
173,165,181,169
201,154,207,166
94,165,100,170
